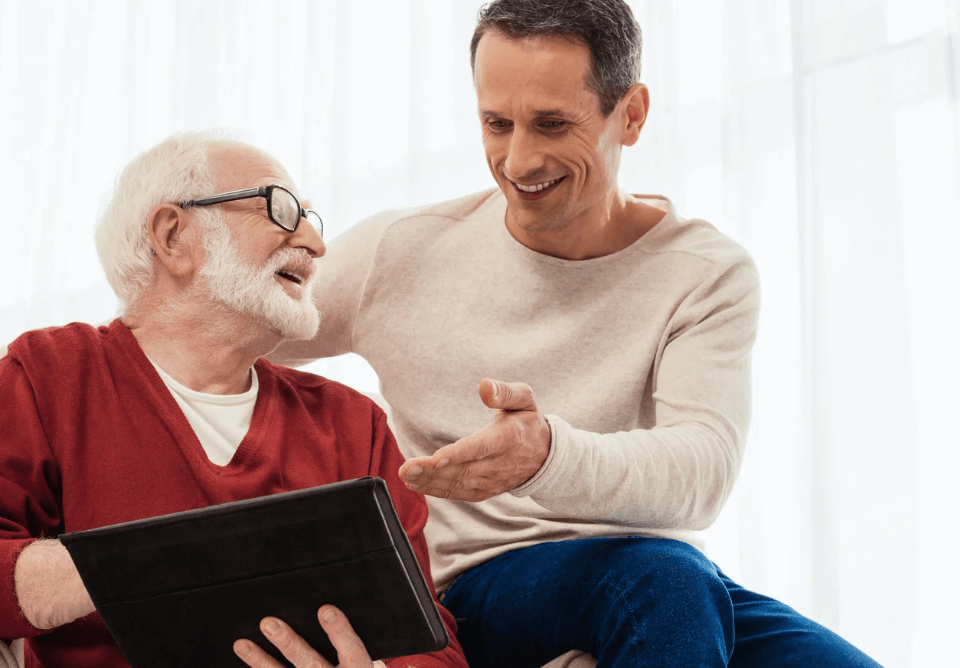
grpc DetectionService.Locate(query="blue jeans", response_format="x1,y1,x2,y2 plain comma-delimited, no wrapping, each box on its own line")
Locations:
441,537,882,668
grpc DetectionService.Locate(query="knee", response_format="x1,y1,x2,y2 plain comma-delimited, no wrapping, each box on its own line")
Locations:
600,539,728,612
589,539,734,660
652,541,726,603
644,540,721,591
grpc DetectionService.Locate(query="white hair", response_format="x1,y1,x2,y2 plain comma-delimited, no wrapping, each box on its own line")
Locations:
95,130,236,315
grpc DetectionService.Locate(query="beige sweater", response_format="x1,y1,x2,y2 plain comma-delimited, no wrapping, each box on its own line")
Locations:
278,189,761,592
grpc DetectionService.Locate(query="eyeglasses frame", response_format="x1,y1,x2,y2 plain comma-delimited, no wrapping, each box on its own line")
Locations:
179,184,322,236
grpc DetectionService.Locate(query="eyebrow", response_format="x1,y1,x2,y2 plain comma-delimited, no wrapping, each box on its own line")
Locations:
534,109,573,118
481,109,573,119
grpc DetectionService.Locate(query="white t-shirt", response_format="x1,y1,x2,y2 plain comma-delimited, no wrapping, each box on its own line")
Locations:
150,360,259,466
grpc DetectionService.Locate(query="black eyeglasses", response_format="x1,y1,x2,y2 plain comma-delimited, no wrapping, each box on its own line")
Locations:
180,184,322,236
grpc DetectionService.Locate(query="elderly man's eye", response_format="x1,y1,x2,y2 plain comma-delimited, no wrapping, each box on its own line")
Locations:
487,119,513,132
539,120,566,130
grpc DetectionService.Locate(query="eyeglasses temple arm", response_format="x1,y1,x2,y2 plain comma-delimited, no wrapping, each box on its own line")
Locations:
183,187,265,207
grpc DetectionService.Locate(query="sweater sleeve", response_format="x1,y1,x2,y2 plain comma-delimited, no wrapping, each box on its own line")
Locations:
268,209,406,367
511,255,761,531
366,412,468,668
0,354,64,640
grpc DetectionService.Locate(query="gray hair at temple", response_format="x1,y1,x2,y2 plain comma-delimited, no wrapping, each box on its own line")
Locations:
94,130,229,315
469,0,643,117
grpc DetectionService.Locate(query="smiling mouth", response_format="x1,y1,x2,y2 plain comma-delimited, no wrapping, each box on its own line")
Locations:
276,270,305,285
511,177,565,194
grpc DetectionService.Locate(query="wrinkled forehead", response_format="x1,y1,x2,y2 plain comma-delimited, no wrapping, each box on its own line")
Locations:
207,141,301,199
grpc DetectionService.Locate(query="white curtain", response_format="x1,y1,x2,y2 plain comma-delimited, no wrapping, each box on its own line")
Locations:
1,1,957,666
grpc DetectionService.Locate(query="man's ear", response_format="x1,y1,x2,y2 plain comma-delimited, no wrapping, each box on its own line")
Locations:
620,83,649,147
147,204,199,278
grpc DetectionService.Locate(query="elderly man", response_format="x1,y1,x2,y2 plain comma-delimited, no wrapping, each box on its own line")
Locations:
270,1,883,667
0,132,467,668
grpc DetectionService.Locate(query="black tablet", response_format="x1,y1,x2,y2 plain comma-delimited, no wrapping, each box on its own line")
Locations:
60,477,449,667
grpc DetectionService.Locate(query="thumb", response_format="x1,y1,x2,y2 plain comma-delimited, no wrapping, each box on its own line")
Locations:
479,378,538,412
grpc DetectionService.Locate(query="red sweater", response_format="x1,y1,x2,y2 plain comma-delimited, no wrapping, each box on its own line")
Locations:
0,320,467,668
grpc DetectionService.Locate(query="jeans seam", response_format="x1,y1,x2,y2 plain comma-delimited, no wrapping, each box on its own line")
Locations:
596,573,643,667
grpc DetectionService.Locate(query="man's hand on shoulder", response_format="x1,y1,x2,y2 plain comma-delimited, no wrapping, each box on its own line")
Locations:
398,379,551,502
14,539,95,630
234,605,388,668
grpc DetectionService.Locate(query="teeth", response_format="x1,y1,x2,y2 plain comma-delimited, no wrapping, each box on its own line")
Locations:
515,178,560,193
278,271,304,283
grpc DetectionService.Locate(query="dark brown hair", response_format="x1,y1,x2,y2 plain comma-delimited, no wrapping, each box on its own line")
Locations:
470,0,643,116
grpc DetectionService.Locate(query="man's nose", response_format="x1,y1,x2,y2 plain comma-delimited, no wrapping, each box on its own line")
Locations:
290,218,326,258
504,128,545,178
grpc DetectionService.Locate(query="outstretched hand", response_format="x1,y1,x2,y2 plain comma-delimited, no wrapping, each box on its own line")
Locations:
398,378,551,502
234,605,387,668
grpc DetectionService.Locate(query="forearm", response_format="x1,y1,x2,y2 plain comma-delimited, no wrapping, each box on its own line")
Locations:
515,256,759,529
14,539,94,630
512,416,743,530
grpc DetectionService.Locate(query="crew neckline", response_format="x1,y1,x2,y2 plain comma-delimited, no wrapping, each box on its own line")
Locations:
148,358,259,405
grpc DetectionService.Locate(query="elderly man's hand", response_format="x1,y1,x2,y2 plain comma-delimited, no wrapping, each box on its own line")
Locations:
398,379,551,502
234,605,388,668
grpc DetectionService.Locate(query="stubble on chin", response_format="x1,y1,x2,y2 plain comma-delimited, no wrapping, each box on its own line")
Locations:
508,201,575,236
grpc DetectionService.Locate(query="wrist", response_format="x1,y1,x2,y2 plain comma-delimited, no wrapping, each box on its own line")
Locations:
14,539,93,629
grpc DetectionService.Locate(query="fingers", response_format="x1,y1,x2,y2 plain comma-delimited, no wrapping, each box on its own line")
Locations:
233,638,285,668
433,430,494,467
405,460,496,501
401,419,543,501
398,380,547,501
397,455,438,481
400,429,493,486
234,607,375,668
479,378,538,412
399,434,490,482
318,605,374,667
234,617,328,668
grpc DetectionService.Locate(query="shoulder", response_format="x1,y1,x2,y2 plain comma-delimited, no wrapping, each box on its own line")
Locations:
254,359,385,423
253,361,401,474
642,206,752,268
636,201,757,289
403,188,503,221
627,200,761,322
5,320,118,373
672,219,754,268
672,219,758,295
338,189,503,249
378,188,501,227
320,189,504,292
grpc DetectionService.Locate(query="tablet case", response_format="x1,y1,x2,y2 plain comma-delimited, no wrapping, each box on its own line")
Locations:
60,477,449,667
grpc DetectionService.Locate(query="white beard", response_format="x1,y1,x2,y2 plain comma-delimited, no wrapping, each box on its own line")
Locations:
198,220,320,341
